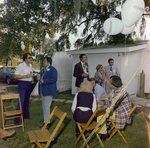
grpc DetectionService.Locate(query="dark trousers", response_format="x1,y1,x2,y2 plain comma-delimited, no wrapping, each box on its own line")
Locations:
14,81,32,123
73,108,93,134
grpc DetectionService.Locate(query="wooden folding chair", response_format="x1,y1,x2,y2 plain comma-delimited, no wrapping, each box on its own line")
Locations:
107,101,137,143
27,106,67,148
0,86,15,111
141,111,150,148
74,108,106,148
1,93,24,131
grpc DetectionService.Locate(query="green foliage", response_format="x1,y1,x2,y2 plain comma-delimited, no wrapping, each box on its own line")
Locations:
0,0,149,62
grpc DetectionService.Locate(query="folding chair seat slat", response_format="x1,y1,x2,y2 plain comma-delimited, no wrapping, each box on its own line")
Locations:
27,130,53,143
4,110,22,116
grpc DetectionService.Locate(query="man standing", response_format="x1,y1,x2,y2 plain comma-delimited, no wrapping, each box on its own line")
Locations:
73,54,89,91
90,78,107,108
38,57,57,128
14,53,33,124
104,58,120,93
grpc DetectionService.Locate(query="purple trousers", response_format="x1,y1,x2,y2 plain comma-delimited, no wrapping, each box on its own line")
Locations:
14,80,32,123
73,108,93,134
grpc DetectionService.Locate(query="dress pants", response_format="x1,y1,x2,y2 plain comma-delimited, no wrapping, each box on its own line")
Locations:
42,95,53,123
14,81,31,123
73,108,93,134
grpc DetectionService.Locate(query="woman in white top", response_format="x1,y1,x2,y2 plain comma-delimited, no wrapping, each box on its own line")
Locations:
71,81,96,135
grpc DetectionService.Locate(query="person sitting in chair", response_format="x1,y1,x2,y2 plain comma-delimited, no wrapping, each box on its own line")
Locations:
71,81,96,136
97,75,132,141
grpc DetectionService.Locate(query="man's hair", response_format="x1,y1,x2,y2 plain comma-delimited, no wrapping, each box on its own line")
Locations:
79,54,86,60
110,75,123,87
45,57,52,64
23,53,32,61
89,77,97,83
108,58,114,63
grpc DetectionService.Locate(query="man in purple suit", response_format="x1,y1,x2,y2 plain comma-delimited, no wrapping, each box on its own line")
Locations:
104,58,120,93
73,54,89,91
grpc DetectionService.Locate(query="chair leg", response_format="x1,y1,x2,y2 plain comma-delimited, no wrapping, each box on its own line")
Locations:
121,131,126,136
117,130,128,143
36,141,43,148
21,114,24,132
76,124,90,148
31,144,35,148
95,133,104,147
107,121,128,143
74,123,87,145
107,129,117,141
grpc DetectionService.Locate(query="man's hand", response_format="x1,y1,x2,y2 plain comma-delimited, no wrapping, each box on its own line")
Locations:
26,74,32,78
82,73,89,77
97,100,103,106
40,80,44,84
37,75,41,81
32,78,34,84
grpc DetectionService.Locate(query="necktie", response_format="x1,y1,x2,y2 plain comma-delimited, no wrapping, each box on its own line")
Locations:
110,66,112,71
83,64,86,72
41,68,46,80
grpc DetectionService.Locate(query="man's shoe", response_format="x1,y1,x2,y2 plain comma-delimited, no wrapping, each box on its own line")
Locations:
75,133,80,137
40,119,44,122
14,122,19,125
101,133,110,141
1,130,15,139
39,123,51,128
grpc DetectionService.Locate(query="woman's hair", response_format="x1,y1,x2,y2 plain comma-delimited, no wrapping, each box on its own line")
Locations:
96,64,103,70
78,81,93,93
110,75,123,87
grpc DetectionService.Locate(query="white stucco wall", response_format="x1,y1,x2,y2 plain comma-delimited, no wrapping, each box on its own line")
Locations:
52,51,73,92
142,48,150,93
67,44,146,95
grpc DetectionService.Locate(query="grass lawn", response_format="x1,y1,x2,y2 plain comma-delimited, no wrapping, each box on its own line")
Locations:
0,86,149,148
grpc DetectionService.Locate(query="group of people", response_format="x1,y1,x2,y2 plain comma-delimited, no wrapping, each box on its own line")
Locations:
72,54,132,140
0,53,58,140
13,53,57,128
0,52,132,144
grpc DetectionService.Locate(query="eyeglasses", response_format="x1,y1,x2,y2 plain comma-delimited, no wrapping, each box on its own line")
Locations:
28,57,32,59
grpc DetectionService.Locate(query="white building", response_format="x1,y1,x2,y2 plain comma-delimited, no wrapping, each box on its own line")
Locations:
52,51,73,92
67,41,149,96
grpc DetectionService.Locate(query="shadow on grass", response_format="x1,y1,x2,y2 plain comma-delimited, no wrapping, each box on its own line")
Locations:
47,116,72,147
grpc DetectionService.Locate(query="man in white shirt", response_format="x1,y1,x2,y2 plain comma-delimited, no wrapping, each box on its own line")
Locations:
14,53,33,124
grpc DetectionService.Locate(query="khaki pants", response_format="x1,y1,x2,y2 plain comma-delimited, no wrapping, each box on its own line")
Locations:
97,111,115,134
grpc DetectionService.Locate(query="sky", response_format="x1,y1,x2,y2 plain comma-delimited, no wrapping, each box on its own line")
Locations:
0,0,4,4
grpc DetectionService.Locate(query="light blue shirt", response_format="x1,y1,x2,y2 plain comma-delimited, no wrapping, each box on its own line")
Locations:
94,84,107,100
